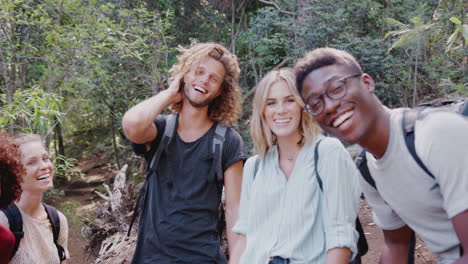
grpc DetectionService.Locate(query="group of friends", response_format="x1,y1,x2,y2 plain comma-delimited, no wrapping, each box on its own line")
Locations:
0,43,467,264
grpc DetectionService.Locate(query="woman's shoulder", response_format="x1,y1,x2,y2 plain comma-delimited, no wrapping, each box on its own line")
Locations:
57,210,68,228
303,135,344,153
314,135,346,153
244,154,261,172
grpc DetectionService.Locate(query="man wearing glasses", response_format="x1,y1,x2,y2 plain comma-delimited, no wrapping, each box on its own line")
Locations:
293,47,468,264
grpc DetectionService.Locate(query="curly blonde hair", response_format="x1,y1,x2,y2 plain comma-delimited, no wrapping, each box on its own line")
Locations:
250,68,322,158
169,42,242,126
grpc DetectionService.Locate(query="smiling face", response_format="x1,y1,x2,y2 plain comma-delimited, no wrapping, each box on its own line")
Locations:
19,141,54,194
301,64,377,144
183,56,226,108
264,80,303,141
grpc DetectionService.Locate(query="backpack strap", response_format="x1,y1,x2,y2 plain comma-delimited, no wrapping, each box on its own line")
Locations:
356,150,377,190
127,114,178,236
3,204,23,260
314,139,324,191
356,108,440,190
402,109,435,179
43,204,66,262
253,156,260,180
213,124,228,183
461,98,468,116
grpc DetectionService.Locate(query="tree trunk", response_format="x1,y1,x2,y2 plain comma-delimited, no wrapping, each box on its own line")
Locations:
55,119,66,157
412,35,420,107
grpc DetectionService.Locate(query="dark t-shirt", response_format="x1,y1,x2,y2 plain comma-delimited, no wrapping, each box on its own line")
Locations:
131,115,245,264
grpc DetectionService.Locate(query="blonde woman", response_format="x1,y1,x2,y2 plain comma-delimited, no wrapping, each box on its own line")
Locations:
231,68,361,264
0,134,68,264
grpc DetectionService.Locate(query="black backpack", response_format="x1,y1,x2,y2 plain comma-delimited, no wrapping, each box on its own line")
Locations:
252,138,368,263
355,98,468,263
128,114,228,236
2,203,66,262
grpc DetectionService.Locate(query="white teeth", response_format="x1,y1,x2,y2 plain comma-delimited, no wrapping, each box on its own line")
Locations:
333,111,353,128
37,174,49,180
275,119,290,124
194,86,207,94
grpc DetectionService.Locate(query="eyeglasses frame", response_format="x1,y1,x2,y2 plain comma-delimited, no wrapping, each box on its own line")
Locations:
303,73,362,116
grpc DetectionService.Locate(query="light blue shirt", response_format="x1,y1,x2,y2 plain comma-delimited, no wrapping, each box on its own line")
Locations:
233,136,361,264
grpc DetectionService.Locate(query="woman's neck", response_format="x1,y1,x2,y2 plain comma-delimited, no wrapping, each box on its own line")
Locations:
16,191,47,220
277,133,303,162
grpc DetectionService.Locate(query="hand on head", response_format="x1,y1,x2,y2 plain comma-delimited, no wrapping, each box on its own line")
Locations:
167,72,185,105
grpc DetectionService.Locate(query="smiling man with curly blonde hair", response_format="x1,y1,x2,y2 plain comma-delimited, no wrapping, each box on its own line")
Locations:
123,42,245,263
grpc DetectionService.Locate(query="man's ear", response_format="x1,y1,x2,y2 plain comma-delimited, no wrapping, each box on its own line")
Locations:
361,73,375,93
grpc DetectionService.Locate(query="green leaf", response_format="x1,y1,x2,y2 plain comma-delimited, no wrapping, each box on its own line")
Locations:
462,25,468,45
449,17,462,25
409,17,422,24
447,28,459,45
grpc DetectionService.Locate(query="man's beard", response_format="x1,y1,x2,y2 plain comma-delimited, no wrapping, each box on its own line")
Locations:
183,85,219,108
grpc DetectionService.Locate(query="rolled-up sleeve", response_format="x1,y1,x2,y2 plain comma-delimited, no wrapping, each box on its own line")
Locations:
319,138,361,258
232,156,257,235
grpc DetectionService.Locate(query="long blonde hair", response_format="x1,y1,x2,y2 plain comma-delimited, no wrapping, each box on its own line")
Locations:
169,42,242,126
250,68,321,158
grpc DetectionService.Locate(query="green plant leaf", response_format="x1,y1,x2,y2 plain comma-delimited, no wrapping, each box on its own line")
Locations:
449,17,462,25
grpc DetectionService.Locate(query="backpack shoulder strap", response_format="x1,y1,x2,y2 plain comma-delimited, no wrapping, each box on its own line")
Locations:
253,155,260,180
148,114,177,171
356,150,377,190
460,98,468,116
43,204,66,261
314,138,324,191
402,109,435,179
3,204,23,260
213,123,228,183
212,123,228,239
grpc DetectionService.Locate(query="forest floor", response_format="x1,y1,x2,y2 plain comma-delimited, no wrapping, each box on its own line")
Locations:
57,156,438,264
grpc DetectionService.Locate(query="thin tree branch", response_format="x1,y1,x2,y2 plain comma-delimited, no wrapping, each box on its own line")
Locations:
242,57,292,102
257,0,295,15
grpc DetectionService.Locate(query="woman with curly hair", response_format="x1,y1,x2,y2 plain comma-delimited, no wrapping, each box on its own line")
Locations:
122,42,245,263
0,134,69,263
0,131,24,263
231,68,361,264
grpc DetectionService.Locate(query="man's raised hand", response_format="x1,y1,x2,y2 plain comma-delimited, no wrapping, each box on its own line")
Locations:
165,72,185,105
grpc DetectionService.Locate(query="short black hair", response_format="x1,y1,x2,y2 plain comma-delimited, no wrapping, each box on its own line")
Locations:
294,47,362,96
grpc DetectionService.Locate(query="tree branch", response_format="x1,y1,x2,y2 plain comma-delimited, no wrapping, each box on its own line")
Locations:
242,57,292,102
257,0,295,15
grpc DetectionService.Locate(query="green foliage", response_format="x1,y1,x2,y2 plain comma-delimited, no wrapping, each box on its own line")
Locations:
1,0,466,185
385,16,437,53
60,199,82,225
446,16,467,52
44,187,65,204
54,154,85,182
240,7,293,75
0,87,63,135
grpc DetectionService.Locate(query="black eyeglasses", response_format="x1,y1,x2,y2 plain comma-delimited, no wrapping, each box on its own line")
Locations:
303,73,361,116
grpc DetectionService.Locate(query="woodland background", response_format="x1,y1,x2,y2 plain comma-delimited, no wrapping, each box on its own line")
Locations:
0,0,466,260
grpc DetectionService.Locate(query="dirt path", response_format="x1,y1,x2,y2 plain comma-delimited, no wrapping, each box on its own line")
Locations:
52,157,114,263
